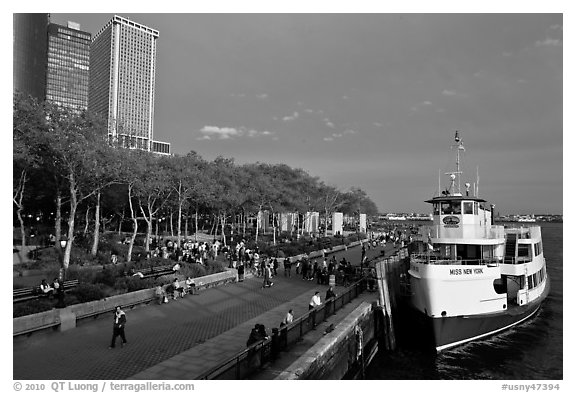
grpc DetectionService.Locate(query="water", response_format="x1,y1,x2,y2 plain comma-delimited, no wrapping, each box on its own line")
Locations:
365,222,563,380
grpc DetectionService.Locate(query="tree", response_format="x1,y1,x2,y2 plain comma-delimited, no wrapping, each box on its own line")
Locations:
316,183,344,237
168,152,209,247
43,103,111,275
13,93,45,247
132,153,172,254
210,157,241,247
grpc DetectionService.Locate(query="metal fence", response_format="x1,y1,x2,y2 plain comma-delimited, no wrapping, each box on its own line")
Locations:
196,278,367,380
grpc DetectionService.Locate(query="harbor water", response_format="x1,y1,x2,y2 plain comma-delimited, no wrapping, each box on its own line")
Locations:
365,222,563,380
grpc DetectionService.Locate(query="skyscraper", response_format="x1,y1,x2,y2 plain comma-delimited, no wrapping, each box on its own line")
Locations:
89,15,169,154
46,22,91,110
13,14,49,101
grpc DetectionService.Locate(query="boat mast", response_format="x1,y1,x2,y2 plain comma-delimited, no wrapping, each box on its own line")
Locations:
447,131,465,194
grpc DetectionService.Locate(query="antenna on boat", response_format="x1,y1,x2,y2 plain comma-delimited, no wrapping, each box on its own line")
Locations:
445,130,465,195
438,169,441,197
476,166,480,197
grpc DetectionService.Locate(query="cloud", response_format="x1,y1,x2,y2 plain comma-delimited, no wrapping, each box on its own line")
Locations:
282,112,300,121
535,38,562,47
373,122,383,127
422,101,432,106
325,129,357,141
442,89,458,96
199,126,240,140
342,95,350,100
324,118,335,128
199,126,275,140
550,24,563,30
256,93,269,99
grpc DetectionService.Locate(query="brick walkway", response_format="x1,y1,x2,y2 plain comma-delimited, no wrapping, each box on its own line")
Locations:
13,243,394,380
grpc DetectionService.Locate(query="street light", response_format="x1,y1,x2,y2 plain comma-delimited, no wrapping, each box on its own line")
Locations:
59,238,68,280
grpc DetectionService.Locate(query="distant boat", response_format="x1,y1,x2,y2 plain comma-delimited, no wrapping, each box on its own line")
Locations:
387,216,407,221
408,131,550,352
518,216,537,223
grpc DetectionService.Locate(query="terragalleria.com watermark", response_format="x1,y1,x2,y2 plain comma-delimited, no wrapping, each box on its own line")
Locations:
13,382,195,393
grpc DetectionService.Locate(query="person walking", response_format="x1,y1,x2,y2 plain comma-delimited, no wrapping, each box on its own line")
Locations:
237,262,245,282
109,306,127,349
262,263,274,288
283,257,292,277
272,258,278,276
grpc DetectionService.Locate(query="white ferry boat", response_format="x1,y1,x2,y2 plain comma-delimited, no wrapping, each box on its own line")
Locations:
408,132,550,352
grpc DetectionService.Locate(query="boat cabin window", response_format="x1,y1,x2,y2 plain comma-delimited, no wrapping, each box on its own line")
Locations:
441,201,461,215
517,244,531,260
433,204,440,215
534,241,543,257
463,201,474,215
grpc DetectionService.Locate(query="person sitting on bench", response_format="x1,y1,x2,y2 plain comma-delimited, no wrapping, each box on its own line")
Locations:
172,278,184,299
40,279,54,297
185,276,198,295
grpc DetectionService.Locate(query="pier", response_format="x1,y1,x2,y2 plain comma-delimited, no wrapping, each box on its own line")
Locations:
13,242,409,380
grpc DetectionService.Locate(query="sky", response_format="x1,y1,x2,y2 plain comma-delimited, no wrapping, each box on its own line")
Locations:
38,8,565,215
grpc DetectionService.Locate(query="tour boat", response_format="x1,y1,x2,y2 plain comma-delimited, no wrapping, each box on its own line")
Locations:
408,131,550,352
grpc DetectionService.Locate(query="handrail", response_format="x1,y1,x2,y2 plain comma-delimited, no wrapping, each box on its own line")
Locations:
410,254,501,266
196,277,367,380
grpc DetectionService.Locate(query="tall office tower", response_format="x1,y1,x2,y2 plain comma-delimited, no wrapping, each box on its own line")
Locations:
13,14,49,101
46,22,91,110
89,15,169,154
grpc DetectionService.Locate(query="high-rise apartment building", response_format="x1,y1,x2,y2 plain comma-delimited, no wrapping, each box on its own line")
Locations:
89,15,169,154
13,14,49,101
46,22,91,110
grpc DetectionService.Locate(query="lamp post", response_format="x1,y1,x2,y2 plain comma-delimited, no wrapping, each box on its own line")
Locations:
59,238,67,280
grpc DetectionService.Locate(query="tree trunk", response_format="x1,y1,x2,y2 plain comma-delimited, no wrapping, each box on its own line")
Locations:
91,191,101,256
177,201,183,248
14,171,27,248
55,192,62,249
272,212,277,245
83,206,90,235
194,206,198,242
62,172,78,275
255,210,260,243
221,213,227,247
209,214,216,236
146,212,153,253
126,185,137,263
184,214,188,239
170,211,174,237
155,216,159,239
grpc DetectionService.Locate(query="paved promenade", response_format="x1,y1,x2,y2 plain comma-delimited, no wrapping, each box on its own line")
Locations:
13,243,393,380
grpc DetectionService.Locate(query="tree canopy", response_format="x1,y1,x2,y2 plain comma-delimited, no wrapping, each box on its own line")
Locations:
13,93,380,267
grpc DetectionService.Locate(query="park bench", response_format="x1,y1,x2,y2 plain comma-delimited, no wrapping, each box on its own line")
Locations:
13,279,79,303
135,264,175,279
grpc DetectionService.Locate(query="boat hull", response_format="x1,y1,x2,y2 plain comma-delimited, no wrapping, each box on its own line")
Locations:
409,278,550,352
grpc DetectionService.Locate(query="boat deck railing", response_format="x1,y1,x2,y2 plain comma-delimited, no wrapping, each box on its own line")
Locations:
410,254,500,266
502,256,533,265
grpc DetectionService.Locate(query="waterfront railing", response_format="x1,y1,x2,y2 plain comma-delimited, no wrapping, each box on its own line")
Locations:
196,278,367,380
